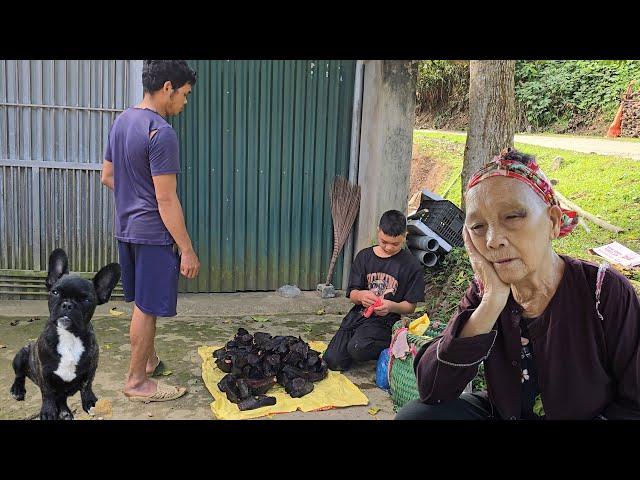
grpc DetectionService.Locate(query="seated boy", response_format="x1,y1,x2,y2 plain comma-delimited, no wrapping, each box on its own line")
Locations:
323,209,425,371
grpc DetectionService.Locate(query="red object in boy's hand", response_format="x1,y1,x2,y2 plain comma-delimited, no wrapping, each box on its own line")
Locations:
364,297,383,318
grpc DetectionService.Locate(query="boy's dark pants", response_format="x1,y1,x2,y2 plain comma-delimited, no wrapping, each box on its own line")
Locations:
323,310,396,371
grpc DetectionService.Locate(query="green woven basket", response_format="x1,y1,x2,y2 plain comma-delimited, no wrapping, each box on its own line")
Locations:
389,319,444,411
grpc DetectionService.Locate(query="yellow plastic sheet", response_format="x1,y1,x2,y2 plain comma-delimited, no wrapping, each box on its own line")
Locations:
409,314,430,336
198,341,369,420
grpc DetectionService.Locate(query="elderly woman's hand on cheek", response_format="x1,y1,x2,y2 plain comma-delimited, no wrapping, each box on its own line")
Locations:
463,226,511,308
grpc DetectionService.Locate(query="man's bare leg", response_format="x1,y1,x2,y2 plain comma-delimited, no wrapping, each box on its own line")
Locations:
146,339,160,375
124,305,158,396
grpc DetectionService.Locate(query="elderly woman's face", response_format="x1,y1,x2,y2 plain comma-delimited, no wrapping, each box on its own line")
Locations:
465,176,561,284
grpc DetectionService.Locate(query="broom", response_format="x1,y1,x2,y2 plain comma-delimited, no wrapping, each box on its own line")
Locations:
318,176,361,296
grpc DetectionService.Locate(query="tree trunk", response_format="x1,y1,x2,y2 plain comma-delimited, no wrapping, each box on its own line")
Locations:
461,61,516,211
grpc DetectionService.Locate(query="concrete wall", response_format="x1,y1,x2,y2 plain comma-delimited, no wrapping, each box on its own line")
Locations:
354,60,418,254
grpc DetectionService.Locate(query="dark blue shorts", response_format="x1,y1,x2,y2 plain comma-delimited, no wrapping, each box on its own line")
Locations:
117,241,180,317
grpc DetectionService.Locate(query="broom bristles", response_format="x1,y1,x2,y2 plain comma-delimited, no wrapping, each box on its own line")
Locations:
325,176,361,285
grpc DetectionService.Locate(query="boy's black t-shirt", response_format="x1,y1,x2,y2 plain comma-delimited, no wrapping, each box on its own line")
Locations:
346,246,426,323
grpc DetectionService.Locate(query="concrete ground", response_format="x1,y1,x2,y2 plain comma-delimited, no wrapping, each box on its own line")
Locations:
0,292,403,421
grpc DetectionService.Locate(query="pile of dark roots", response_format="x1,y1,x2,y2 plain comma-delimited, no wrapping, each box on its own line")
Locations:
213,328,329,411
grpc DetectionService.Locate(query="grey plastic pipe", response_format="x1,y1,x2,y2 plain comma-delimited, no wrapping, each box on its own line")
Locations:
411,249,438,267
406,234,439,252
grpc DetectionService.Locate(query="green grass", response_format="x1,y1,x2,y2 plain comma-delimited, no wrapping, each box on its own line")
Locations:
412,130,464,206
412,130,640,264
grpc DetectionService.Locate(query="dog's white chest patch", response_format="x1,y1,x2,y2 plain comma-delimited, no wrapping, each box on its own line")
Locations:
54,326,85,382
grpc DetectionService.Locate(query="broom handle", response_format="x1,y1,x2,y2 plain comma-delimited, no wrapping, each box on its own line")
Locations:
325,241,343,285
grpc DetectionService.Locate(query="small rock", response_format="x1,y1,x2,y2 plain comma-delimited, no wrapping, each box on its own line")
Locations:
316,283,336,299
147,413,153,417
551,156,564,171
277,284,301,298
97,417,104,421
0,344,6,349
550,179,559,185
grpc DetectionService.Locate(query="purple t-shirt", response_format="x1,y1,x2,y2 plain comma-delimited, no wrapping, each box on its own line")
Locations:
104,108,180,245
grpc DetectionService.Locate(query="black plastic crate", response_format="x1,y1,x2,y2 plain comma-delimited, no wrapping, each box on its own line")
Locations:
415,198,464,248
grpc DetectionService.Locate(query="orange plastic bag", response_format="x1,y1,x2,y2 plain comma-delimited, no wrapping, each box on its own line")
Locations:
607,81,636,138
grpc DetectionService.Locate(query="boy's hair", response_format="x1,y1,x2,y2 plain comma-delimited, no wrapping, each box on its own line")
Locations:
142,60,197,94
378,210,407,237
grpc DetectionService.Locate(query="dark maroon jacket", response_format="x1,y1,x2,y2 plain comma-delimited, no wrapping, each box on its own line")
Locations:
414,255,640,419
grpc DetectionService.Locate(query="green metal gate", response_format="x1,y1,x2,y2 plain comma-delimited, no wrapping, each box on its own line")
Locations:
171,60,356,292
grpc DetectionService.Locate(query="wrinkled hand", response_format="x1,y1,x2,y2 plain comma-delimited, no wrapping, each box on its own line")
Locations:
463,227,510,305
359,290,380,308
373,299,392,317
180,249,201,279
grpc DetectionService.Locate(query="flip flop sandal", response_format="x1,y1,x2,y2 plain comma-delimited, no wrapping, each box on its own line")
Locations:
150,359,166,377
125,381,187,403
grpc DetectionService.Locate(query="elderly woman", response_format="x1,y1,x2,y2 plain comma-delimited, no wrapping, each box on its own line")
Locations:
395,148,640,420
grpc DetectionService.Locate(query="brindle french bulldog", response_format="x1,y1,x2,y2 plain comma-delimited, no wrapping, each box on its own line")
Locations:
9,248,120,420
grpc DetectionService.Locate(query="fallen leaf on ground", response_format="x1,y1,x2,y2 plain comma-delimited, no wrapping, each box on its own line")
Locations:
109,307,125,316
368,407,381,416
159,370,173,376
316,309,325,315
103,343,112,350
252,316,269,323
223,319,231,324
414,306,426,314
91,399,113,418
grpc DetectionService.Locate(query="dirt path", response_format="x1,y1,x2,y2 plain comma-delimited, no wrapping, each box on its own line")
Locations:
0,308,396,421
420,130,640,160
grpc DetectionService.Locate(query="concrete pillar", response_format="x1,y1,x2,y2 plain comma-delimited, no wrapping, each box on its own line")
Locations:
354,60,418,254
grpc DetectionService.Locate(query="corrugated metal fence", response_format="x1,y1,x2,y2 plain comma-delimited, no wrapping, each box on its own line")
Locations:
0,60,357,294
0,60,139,275
171,60,356,292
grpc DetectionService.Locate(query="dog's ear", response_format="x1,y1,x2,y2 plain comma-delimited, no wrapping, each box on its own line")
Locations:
93,263,121,305
46,249,69,291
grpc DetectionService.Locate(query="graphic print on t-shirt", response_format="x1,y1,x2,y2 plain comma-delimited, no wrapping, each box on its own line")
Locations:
366,273,398,297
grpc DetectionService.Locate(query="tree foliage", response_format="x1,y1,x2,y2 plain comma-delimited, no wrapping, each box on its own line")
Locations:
416,60,640,131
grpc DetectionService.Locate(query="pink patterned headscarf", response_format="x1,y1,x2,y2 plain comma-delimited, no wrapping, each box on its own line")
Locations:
467,148,578,237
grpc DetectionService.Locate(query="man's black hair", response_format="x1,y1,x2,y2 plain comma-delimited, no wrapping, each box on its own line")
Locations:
142,60,197,94
378,210,407,237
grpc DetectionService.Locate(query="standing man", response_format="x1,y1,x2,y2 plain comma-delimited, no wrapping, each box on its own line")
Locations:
101,60,200,402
